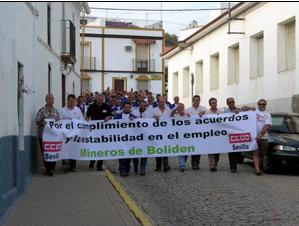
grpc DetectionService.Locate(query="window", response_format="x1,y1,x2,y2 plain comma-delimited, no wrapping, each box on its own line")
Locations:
250,32,264,78
17,62,24,152
173,72,179,97
183,66,190,97
195,60,203,93
278,18,296,72
48,64,52,93
210,53,219,90
47,3,51,46
228,44,239,84
136,44,149,72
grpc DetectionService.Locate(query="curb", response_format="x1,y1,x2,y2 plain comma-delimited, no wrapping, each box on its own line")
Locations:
105,169,153,226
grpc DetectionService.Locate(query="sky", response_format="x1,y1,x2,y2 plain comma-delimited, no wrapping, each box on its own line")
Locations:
88,2,221,35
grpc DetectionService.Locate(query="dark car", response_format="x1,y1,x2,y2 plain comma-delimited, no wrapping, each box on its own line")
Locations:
242,112,299,173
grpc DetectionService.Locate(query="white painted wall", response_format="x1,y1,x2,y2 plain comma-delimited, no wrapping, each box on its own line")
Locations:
167,3,299,111
0,2,84,137
105,38,135,71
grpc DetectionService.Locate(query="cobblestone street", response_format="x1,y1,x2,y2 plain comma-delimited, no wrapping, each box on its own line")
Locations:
106,155,299,226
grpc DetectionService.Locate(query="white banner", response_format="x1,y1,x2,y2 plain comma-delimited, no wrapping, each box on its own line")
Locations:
42,112,258,161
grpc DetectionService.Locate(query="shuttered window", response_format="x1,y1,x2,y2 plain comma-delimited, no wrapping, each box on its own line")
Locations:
250,32,264,79
183,67,190,97
136,44,149,60
257,36,264,77
210,53,219,90
286,21,295,70
173,72,179,97
228,44,239,84
278,18,296,72
195,60,203,93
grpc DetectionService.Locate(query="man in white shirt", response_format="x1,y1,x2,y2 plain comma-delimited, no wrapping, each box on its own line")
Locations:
152,97,171,172
171,103,189,172
205,98,222,172
185,95,207,170
254,99,272,175
133,101,152,175
60,94,84,172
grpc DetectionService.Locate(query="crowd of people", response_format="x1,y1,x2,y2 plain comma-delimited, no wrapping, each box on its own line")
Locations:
36,89,272,177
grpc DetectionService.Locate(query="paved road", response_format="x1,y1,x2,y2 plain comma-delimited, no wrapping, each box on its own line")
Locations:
106,155,299,226
3,162,140,226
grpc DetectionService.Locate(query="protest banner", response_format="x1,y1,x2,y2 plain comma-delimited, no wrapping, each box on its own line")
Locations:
42,112,257,161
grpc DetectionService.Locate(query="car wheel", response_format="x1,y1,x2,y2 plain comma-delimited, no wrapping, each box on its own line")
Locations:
263,155,274,173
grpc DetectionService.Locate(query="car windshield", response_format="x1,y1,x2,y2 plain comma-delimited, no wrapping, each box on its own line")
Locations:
271,115,299,133
271,116,290,133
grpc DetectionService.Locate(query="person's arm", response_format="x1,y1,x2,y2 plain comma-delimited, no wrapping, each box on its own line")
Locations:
104,116,112,122
153,115,160,121
170,108,177,117
241,106,256,111
85,105,92,121
35,108,45,126
257,124,271,140
198,111,205,117
78,108,85,121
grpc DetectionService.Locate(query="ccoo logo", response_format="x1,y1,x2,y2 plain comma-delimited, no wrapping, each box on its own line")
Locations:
43,141,62,152
229,133,251,143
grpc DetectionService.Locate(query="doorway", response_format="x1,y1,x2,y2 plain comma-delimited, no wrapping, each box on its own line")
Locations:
112,77,127,92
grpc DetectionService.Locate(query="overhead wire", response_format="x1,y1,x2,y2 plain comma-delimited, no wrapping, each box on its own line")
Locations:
89,7,229,12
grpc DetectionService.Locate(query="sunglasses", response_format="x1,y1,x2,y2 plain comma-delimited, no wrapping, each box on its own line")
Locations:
228,101,235,104
258,103,266,106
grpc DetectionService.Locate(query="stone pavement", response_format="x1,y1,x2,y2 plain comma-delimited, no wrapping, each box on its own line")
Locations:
105,155,299,226
3,162,140,226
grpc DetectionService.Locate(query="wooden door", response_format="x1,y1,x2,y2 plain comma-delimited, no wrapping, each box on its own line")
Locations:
114,79,124,92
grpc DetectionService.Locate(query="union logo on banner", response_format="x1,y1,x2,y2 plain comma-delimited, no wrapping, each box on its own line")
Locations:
43,141,62,152
228,133,252,144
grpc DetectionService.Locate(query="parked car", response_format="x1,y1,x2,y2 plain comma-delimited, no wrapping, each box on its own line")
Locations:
241,112,299,173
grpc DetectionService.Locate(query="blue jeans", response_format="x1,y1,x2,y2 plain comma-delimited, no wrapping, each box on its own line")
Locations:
178,156,188,169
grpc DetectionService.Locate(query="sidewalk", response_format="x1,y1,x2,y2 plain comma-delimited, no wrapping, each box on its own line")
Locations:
3,162,140,226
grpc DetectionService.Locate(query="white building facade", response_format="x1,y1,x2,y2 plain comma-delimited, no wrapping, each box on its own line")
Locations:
0,2,89,221
164,2,299,112
80,17,165,95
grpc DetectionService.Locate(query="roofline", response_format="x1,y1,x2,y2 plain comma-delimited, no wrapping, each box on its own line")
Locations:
162,2,261,59
83,25,164,32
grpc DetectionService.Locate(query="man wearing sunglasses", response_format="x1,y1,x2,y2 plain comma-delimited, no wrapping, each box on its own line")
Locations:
223,97,243,173
254,99,272,175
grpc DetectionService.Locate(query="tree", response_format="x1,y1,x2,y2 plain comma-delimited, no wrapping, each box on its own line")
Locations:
186,20,198,29
165,33,178,47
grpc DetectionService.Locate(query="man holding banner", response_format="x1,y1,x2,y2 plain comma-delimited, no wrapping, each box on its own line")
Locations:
36,93,60,176
205,97,222,172
185,95,207,170
133,100,152,175
152,96,171,172
171,103,189,172
60,94,85,172
86,94,112,171
114,102,137,176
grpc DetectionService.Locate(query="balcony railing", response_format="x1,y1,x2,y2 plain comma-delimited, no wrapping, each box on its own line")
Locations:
61,20,76,64
81,57,97,70
133,59,155,72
